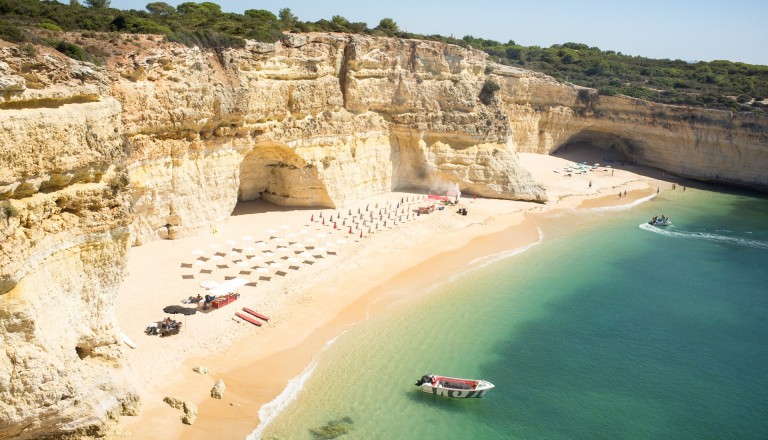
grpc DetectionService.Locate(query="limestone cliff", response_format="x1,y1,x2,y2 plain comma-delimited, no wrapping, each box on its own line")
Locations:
105,33,767,243
0,44,137,439
110,33,546,244
0,32,766,438
496,64,768,190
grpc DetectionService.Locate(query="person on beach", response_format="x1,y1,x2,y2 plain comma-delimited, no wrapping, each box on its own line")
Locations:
672,183,676,190
624,190,627,197
589,181,592,188
657,187,660,194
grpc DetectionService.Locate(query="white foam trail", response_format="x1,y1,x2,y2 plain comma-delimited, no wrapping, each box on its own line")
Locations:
638,223,768,250
469,227,544,268
586,193,657,212
247,333,345,440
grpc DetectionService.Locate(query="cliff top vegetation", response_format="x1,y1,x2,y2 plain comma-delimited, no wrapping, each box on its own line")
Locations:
0,0,766,113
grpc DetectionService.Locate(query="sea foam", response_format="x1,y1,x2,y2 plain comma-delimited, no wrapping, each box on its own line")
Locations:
469,227,544,267
247,333,345,440
639,223,768,250
586,193,657,212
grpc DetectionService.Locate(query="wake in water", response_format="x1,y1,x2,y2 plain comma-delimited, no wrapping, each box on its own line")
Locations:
639,223,768,250
587,193,657,212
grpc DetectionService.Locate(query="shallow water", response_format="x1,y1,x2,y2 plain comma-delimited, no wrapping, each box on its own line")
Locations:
256,186,768,440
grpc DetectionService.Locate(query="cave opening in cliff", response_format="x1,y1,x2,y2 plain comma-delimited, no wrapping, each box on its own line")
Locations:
554,130,632,165
236,143,333,215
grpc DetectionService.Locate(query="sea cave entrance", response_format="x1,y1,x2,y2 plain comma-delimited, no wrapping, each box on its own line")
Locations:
235,143,333,215
553,130,633,166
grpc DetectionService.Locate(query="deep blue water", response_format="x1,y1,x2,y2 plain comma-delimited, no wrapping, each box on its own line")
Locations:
257,186,768,440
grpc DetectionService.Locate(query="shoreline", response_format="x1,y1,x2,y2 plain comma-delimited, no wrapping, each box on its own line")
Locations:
115,150,674,439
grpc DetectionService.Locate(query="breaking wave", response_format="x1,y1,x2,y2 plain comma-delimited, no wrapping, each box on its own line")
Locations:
469,227,544,267
247,333,345,440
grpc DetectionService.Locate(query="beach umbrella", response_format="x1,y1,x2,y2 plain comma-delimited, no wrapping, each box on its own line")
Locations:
316,233,326,239
299,251,312,258
212,255,224,261
265,228,277,236
194,260,205,266
360,231,363,238
236,261,248,267
163,305,197,315
192,249,204,255
311,214,314,222
208,243,221,249
288,257,300,264
286,233,297,239
241,235,253,241
299,229,308,235
337,239,347,245
305,238,316,244
249,256,263,262
257,242,267,248
256,267,269,273
226,239,236,245
199,280,219,289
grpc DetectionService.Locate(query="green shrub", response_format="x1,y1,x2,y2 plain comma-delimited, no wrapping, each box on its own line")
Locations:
0,20,28,42
1,201,19,219
19,42,37,57
39,20,62,32
479,79,501,105
167,30,246,49
46,39,93,62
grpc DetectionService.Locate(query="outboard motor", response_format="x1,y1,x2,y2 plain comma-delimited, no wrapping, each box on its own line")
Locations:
415,374,432,386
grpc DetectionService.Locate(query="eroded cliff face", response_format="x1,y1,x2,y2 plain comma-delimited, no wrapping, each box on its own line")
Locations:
0,44,137,439
496,65,768,189
110,33,546,244
0,33,766,438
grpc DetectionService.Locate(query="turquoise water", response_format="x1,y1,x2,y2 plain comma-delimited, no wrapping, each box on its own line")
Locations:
257,187,768,440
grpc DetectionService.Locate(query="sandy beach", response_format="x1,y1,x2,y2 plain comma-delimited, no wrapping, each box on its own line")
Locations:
115,147,676,439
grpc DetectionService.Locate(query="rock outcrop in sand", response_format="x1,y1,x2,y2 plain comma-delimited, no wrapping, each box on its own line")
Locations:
0,33,766,438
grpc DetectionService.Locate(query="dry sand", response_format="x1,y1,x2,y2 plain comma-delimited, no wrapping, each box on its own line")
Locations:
115,148,678,438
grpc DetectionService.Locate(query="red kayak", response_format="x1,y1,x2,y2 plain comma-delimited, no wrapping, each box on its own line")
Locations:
235,312,262,326
243,307,270,322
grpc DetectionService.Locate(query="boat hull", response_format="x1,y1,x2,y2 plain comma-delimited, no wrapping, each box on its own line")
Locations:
420,384,491,398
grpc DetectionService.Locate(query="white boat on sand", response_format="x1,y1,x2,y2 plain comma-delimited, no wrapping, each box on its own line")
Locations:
415,373,494,398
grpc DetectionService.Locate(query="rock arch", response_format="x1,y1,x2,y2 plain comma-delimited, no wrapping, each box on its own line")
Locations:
239,142,333,208
553,128,635,163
